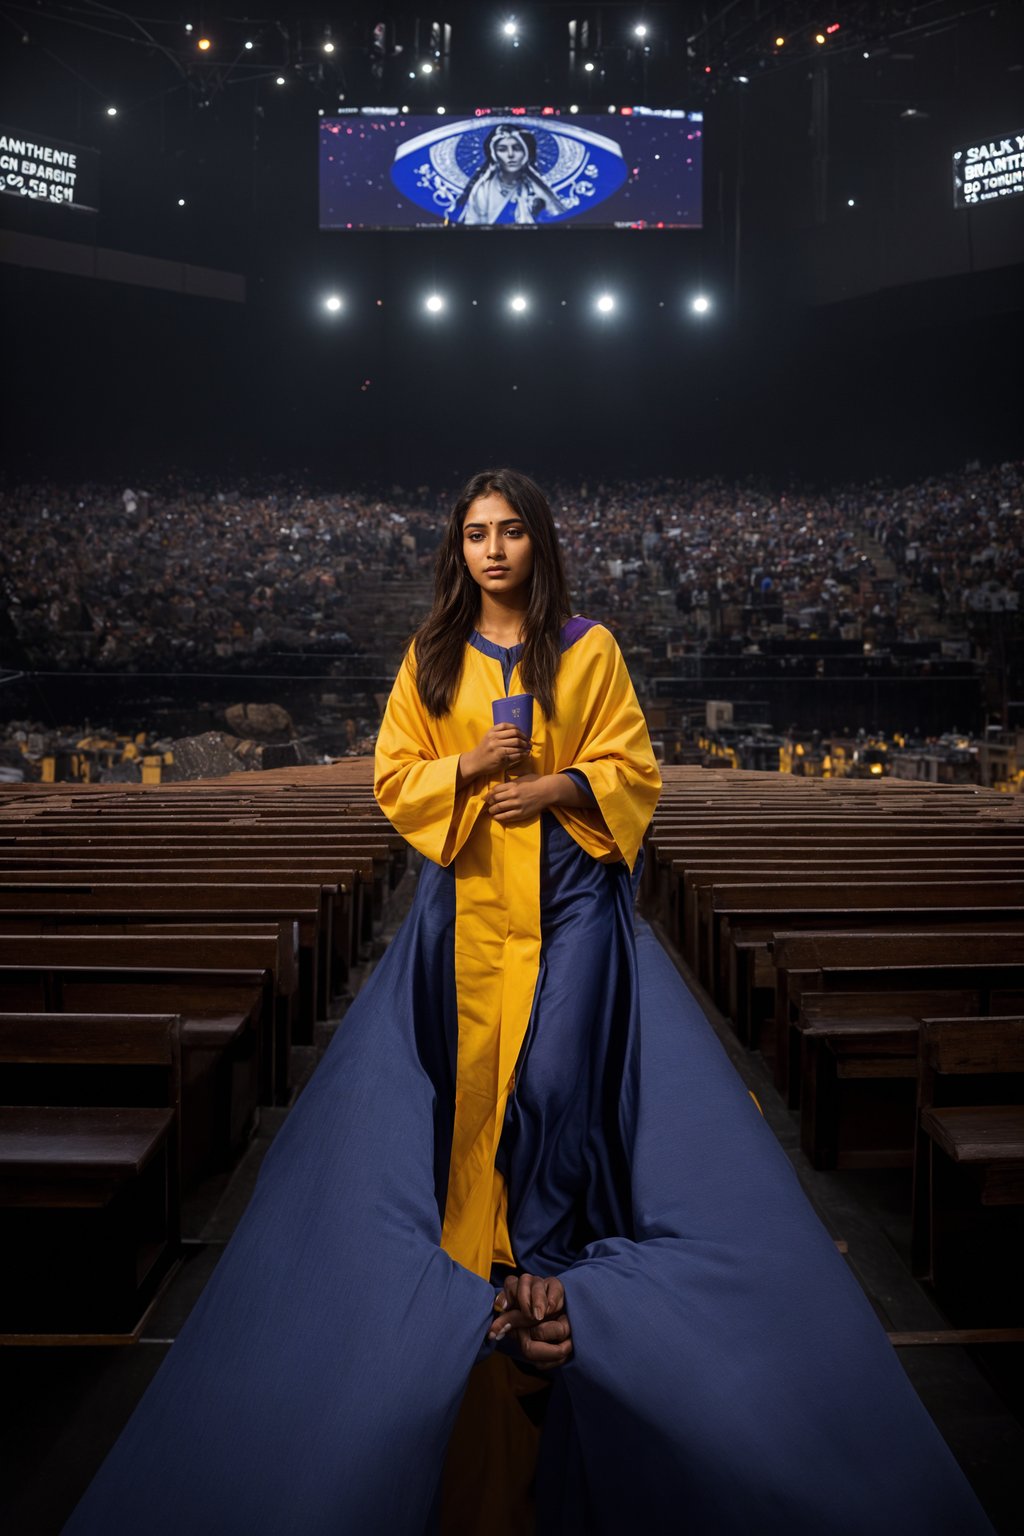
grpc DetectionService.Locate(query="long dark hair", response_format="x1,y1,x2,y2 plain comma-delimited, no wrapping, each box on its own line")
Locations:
408,468,572,723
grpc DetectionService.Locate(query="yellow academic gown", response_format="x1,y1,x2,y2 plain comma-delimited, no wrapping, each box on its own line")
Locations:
373,619,663,1279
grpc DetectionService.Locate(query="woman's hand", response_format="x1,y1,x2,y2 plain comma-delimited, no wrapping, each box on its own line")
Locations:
486,1273,573,1370
485,772,549,825
472,722,534,778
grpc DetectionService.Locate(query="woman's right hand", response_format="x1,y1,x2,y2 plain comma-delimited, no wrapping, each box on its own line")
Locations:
486,1274,573,1370
468,722,533,778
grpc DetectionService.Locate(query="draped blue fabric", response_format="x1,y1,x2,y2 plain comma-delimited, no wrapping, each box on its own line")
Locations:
65,798,993,1535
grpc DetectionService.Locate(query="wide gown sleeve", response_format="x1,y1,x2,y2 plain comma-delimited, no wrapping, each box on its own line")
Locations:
555,628,662,874
373,642,485,867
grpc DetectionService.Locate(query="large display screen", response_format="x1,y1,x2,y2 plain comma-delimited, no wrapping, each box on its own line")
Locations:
952,130,1024,207
319,107,702,229
0,125,99,211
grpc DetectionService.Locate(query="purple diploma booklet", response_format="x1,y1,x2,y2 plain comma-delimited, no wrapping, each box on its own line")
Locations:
491,693,534,734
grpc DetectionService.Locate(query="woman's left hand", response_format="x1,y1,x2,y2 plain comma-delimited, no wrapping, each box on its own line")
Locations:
484,772,550,825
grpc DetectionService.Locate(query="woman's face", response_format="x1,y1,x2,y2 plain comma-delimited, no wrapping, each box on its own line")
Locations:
462,492,534,603
493,135,527,175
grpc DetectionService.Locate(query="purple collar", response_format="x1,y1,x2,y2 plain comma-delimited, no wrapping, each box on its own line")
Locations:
468,615,598,660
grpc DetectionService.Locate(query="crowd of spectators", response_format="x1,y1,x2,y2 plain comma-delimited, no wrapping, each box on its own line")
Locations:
0,477,440,673
1,462,1020,676
860,460,1023,620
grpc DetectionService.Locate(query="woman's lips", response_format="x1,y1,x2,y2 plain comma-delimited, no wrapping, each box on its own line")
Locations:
485,568,508,575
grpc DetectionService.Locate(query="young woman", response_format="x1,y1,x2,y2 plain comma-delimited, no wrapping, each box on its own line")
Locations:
66,470,993,1536
456,126,567,225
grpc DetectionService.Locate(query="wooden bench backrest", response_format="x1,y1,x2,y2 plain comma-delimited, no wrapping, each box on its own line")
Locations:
712,882,1024,912
0,865,359,884
0,884,323,908
0,1012,180,1066
801,991,979,1022
919,1017,1024,1076
0,933,285,968
0,964,267,1011
773,931,1024,970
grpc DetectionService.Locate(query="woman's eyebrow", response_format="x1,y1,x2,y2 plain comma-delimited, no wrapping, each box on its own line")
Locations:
463,517,522,529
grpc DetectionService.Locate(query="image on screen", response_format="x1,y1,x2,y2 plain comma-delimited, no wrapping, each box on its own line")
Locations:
319,108,702,230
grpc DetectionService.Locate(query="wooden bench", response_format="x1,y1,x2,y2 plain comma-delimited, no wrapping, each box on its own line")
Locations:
0,820,395,952
0,848,372,987
0,885,325,1039
910,1016,1024,1333
0,929,296,1108
0,771,416,998
796,992,981,1169
710,902,1024,1061
0,1012,182,1342
649,841,1024,957
707,880,1024,1042
673,845,1024,963
680,853,1023,958
0,965,267,1188
0,864,358,998
771,930,1024,1108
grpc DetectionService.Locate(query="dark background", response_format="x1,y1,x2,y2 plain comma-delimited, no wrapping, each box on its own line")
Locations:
1,0,1021,490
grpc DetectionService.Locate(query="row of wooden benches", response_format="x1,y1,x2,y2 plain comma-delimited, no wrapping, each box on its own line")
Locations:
3,764,1022,1340
638,768,1024,1330
0,771,408,1341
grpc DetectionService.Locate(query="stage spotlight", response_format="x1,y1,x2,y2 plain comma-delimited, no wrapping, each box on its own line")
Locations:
595,293,615,314
691,294,710,314
569,104,579,113
847,197,856,207
106,105,118,116
775,36,785,47
584,60,595,72
323,41,335,54
633,24,648,40
421,60,433,73
185,23,193,33
425,294,445,313
275,76,285,85
244,40,254,50
197,37,211,52
177,197,186,206
503,20,518,38
815,32,826,45
437,105,446,114
509,294,528,313
325,295,343,313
